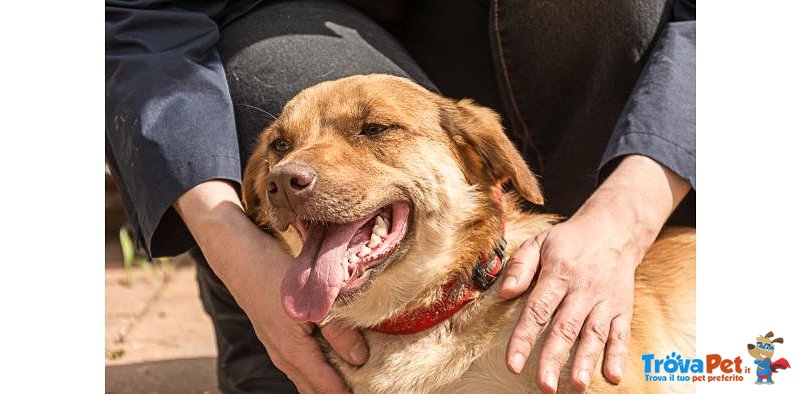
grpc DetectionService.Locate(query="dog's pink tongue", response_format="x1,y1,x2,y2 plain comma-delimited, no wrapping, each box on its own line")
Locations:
280,222,361,322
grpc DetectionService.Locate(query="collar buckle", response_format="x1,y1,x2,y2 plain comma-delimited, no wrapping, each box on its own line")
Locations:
473,237,508,290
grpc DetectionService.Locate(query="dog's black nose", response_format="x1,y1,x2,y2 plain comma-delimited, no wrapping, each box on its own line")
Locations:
747,344,755,350
266,163,317,208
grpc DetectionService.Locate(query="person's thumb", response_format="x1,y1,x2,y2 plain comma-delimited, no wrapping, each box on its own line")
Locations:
499,232,545,298
320,320,369,366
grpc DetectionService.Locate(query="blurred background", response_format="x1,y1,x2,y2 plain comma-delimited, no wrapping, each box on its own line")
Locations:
105,170,219,394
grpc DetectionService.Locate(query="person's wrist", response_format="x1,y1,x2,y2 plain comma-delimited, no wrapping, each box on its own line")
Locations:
566,195,650,270
580,183,662,246
571,166,667,262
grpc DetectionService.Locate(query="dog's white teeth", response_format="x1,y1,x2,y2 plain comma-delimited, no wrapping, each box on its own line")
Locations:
358,245,372,257
373,216,389,237
368,233,382,248
348,255,359,265
341,259,350,280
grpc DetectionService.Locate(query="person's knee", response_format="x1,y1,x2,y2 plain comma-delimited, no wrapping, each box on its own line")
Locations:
217,0,433,155
218,0,431,113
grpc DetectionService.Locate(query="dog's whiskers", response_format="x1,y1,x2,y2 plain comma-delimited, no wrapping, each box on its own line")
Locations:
238,104,277,120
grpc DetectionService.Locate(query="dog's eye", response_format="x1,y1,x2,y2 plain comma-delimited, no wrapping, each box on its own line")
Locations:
361,123,388,136
272,139,291,153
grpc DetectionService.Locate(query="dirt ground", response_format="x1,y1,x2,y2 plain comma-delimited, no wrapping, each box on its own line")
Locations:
106,178,220,394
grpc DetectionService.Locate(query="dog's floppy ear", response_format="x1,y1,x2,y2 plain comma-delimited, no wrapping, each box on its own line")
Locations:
445,99,544,205
772,337,784,344
242,133,273,230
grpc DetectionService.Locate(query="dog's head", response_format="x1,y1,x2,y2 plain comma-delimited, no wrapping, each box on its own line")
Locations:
243,74,542,325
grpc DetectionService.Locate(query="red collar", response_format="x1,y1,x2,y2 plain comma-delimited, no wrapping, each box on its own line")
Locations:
371,184,508,335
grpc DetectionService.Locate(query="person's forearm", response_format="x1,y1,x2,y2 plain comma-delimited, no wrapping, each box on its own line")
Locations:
173,180,289,293
174,179,246,255
173,180,364,390
576,155,691,255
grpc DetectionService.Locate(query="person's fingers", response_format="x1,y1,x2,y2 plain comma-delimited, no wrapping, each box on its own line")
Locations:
602,313,632,384
286,340,351,394
270,355,313,393
500,234,546,298
534,295,595,394
505,272,568,375
321,320,369,366
267,324,351,394
570,305,612,391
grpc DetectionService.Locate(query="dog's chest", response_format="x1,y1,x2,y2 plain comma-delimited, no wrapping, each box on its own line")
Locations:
332,324,480,393
331,299,527,393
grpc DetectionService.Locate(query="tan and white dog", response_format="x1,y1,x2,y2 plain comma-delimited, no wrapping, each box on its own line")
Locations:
242,74,695,393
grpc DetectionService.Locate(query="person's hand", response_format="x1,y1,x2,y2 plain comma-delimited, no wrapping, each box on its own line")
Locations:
175,180,368,393
500,203,639,392
499,155,691,393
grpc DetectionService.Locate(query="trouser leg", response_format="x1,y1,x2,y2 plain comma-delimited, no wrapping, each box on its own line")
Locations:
217,0,435,166
490,0,677,216
197,1,435,392
397,0,693,226
396,0,509,129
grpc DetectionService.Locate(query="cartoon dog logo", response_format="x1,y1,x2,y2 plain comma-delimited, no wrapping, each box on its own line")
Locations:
747,331,791,384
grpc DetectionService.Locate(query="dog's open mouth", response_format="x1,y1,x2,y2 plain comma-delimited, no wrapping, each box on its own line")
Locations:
280,202,411,322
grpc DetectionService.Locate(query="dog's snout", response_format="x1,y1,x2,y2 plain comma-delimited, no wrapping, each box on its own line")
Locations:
266,163,317,208
289,172,314,191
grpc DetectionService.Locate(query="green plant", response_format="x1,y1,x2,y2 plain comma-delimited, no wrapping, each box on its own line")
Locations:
119,227,170,285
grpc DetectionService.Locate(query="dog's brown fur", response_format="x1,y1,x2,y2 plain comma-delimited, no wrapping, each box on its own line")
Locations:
243,74,695,393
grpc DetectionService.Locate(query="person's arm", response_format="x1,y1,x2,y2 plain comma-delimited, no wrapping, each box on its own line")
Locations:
106,3,366,390
499,14,695,394
598,20,696,190
106,0,240,257
500,156,689,391
174,180,367,393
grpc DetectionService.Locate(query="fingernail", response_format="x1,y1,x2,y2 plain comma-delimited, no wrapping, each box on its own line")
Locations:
349,341,368,365
510,352,525,373
578,369,590,387
503,276,518,290
544,371,558,391
611,365,623,381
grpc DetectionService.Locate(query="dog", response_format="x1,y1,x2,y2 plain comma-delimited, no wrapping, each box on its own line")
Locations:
242,74,695,393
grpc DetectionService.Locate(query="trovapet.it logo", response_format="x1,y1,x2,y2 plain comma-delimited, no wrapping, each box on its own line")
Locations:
641,330,792,385
642,352,746,383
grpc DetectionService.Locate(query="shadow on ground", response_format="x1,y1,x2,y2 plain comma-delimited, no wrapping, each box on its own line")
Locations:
106,357,220,394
